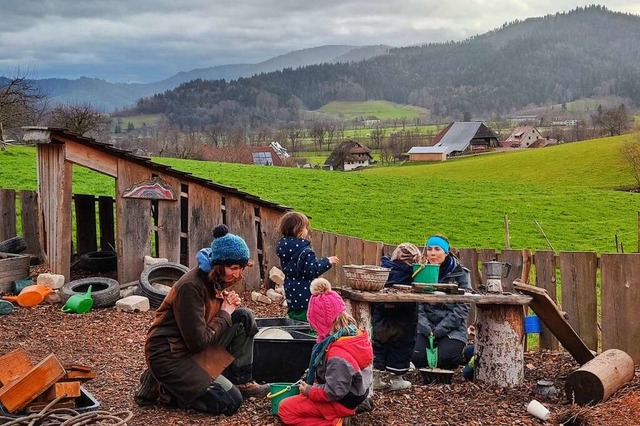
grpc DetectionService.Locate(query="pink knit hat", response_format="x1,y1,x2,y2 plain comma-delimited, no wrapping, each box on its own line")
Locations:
307,278,346,342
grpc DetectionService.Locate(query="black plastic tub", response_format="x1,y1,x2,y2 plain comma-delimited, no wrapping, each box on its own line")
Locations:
0,386,99,418
252,330,316,383
256,317,308,328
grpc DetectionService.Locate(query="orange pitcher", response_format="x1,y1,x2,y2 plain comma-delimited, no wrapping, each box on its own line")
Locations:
2,284,52,307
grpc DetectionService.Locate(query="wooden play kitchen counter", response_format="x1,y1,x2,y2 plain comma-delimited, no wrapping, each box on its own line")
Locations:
335,287,533,387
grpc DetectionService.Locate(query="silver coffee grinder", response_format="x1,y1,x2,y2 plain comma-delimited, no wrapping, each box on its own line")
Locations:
482,261,511,293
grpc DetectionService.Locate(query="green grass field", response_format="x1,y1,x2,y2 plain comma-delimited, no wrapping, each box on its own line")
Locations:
317,101,429,121
110,114,163,132
1,133,639,253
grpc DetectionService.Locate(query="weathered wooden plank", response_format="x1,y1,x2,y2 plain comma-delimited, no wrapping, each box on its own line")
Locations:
321,231,337,284
347,236,364,266
601,253,640,364
188,184,222,269
116,159,151,284
225,196,259,290
475,304,525,387
0,189,17,241
514,282,595,365
0,349,32,386
65,139,117,177
0,354,65,413
335,287,531,305
155,174,181,263
19,190,44,259
497,249,524,293
41,381,82,401
334,234,350,285
74,194,97,255
260,208,285,287
362,240,383,266
534,250,559,350
458,248,480,289
382,243,397,258
560,251,598,351
98,196,115,251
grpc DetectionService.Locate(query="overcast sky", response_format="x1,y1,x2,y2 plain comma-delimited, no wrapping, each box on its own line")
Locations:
2,1,639,83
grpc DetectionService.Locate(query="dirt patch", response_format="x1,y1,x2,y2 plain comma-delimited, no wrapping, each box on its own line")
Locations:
1,267,638,425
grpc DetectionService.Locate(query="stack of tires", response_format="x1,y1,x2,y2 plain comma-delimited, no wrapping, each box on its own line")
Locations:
138,262,190,308
0,236,27,254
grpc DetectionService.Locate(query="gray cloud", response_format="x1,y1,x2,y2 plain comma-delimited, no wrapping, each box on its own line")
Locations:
1,0,639,83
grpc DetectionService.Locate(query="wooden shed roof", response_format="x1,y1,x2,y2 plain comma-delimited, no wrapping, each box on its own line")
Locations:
23,127,290,212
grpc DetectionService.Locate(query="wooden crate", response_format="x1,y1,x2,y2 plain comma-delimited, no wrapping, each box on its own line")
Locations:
0,252,30,293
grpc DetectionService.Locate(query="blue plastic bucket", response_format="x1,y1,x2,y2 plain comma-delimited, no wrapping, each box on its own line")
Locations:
524,315,542,333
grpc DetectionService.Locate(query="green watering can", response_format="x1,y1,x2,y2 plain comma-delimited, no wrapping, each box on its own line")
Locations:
427,333,438,369
62,285,93,314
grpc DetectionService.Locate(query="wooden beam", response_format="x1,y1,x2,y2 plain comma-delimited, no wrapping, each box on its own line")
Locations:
64,140,117,177
0,349,32,386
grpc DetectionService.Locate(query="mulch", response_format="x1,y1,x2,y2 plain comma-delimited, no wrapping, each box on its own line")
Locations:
0,266,638,425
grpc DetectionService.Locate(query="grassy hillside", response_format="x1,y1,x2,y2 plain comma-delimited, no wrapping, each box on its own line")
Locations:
1,135,638,253
317,101,429,121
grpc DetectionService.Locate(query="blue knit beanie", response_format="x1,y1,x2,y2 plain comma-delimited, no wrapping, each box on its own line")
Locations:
209,225,250,267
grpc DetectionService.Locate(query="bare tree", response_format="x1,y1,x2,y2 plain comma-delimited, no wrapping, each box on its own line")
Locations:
369,125,386,149
309,123,326,151
47,102,111,139
286,125,304,154
0,71,47,149
593,104,632,136
620,136,640,190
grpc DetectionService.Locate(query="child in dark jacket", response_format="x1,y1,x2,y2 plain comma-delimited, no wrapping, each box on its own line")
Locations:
372,243,422,391
276,211,339,322
278,278,373,426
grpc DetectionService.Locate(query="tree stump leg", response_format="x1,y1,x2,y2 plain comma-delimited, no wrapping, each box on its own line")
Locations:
475,304,525,387
344,299,372,337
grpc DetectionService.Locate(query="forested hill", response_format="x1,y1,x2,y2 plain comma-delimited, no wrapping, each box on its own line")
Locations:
130,5,640,128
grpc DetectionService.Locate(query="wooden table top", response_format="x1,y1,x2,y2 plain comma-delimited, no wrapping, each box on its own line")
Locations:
335,287,532,305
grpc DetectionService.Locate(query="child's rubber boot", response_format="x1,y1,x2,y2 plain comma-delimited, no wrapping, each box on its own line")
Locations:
372,369,389,390
389,374,411,391
463,355,475,381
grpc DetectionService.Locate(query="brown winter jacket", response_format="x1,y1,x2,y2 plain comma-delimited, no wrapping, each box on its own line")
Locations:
144,267,234,404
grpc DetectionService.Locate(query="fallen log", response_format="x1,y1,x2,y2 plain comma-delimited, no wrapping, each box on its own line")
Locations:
565,349,635,405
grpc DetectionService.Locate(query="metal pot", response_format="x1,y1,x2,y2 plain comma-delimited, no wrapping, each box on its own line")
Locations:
482,261,511,279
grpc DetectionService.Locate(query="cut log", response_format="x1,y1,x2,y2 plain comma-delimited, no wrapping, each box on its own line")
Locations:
565,349,635,405
0,354,65,413
475,304,525,387
0,349,33,386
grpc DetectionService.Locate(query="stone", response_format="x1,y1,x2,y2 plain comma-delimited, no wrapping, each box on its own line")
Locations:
144,256,169,267
44,291,61,304
266,288,284,303
269,267,285,286
37,273,65,289
115,295,150,313
119,286,137,299
251,291,272,304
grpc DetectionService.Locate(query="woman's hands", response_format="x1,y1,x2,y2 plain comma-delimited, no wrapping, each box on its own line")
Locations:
221,290,241,314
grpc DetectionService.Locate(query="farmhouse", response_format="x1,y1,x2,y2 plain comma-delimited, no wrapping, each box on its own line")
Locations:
324,140,373,171
199,142,289,166
503,126,545,148
408,122,499,161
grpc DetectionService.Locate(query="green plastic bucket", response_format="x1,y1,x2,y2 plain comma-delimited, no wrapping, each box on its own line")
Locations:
412,263,439,283
266,382,299,415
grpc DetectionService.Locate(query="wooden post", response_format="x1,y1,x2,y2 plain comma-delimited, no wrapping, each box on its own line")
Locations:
475,304,525,387
504,214,510,249
19,190,44,260
565,349,635,405
343,299,372,338
0,189,17,241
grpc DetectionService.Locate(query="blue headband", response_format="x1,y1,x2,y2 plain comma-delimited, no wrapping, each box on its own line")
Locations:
427,236,449,254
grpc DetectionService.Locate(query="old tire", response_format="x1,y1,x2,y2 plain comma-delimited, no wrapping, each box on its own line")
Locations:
0,236,27,254
139,262,189,308
79,251,117,272
60,277,121,308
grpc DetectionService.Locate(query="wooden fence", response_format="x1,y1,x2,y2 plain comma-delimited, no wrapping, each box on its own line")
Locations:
1,189,638,363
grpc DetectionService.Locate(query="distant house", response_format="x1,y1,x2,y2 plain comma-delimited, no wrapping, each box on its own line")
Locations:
200,144,289,166
324,140,373,171
407,122,499,162
503,126,545,148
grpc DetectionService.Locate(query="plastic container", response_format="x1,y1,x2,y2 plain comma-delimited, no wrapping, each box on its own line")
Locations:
256,317,308,329
0,386,99,417
267,382,300,415
252,330,315,383
412,263,439,284
524,315,542,333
